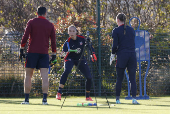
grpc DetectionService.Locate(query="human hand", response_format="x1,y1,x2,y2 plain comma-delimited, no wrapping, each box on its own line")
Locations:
19,49,25,62
110,54,115,65
50,54,56,66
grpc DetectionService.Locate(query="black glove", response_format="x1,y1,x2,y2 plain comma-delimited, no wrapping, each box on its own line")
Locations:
86,37,91,43
50,55,56,66
19,49,25,62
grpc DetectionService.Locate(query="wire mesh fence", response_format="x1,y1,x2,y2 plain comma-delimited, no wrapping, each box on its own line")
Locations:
0,30,170,97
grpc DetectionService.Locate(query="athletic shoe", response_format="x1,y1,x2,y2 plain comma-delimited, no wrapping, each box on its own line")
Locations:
86,97,93,101
42,101,49,105
56,92,61,100
132,99,139,104
21,101,29,105
116,100,121,104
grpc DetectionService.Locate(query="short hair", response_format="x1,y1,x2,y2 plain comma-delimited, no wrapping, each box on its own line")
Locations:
37,6,46,16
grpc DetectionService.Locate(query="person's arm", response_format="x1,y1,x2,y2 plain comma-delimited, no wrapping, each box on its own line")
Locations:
112,28,118,54
20,20,32,48
63,41,68,52
49,25,57,65
50,25,56,55
60,40,69,58
19,20,32,61
110,28,118,65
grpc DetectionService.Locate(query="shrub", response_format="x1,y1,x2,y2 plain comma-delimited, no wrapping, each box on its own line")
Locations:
0,75,24,97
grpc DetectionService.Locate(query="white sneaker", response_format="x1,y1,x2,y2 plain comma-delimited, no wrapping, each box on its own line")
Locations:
132,99,139,104
42,101,48,105
116,100,121,104
21,101,29,105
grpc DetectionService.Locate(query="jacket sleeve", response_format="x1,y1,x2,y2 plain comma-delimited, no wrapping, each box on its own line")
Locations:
50,24,56,53
20,20,32,47
63,40,68,52
112,28,118,54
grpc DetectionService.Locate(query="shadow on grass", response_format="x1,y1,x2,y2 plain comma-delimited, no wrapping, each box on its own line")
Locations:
164,101,170,102
149,97,160,100
109,101,141,105
60,105,122,110
0,99,22,104
0,99,61,106
145,104,170,107
0,99,121,109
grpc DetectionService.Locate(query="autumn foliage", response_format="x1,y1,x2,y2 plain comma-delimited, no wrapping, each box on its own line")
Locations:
54,10,97,34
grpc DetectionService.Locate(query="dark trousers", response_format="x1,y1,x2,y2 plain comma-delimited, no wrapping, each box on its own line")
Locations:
60,59,92,91
116,52,137,98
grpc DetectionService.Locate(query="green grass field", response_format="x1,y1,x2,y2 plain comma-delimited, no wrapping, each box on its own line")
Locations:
0,96,170,114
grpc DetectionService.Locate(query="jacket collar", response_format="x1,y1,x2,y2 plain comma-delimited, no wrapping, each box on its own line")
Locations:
38,16,46,19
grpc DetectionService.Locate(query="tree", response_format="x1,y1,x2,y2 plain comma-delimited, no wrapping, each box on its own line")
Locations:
0,0,36,32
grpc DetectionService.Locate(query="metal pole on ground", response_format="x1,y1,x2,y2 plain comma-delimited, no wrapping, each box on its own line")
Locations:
96,0,101,96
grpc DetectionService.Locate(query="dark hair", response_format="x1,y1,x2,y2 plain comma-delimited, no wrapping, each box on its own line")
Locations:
116,13,126,34
37,6,46,16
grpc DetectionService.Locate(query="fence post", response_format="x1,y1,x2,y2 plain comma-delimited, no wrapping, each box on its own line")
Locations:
96,0,101,96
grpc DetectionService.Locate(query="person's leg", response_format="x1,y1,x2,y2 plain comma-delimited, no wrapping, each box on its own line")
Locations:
40,68,49,102
22,53,39,104
77,60,92,100
56,60,74,100
116,67,125,102
24,68,34,102
115,52,129,103
127,52,137,99
127,67,137,98
127,53,139,104
59,61,74,92
128,66,140,104
127,67,139,104
38,54,49,104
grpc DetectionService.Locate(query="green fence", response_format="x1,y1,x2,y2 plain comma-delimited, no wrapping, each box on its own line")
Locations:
0,31,170,97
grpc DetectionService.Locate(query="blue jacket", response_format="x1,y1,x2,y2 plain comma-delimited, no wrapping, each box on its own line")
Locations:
112,25,135,54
